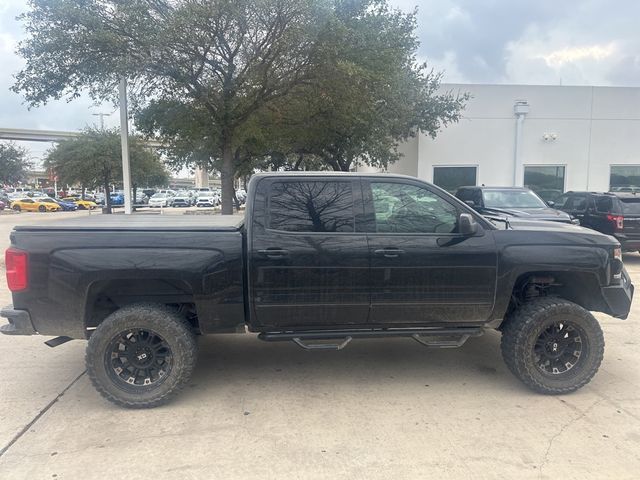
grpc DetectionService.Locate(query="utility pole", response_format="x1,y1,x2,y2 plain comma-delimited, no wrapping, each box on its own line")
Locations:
119,78,133,215
92,112,111,130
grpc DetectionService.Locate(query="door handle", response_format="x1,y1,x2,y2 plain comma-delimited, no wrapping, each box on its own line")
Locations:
374,248,404,258
258,248,289,258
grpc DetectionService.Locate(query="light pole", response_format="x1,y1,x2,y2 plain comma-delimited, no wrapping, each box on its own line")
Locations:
119,78,133,215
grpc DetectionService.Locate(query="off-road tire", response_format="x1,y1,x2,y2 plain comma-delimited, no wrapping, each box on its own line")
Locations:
86,304,197,408
501,297,604,394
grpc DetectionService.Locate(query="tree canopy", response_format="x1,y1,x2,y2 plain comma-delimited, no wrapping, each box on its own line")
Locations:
14,0,468,213
44,129,169,211
0,142,32,186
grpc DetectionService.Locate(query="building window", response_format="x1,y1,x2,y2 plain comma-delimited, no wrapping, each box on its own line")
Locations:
610,166,640,192
524,166,565,202
432,166,477,194
268,181,355,232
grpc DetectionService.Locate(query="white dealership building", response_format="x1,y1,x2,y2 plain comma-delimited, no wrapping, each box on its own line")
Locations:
389,83,640,200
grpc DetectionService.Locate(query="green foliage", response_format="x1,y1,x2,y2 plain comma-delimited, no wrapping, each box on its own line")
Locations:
264,0,470,171
0,142,32,185
44,129,169,210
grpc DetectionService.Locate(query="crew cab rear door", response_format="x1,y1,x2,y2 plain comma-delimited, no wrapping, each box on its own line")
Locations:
248,176,370,329
362,178,497,325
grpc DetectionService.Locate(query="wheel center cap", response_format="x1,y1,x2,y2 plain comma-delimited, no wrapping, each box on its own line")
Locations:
131,347,153,367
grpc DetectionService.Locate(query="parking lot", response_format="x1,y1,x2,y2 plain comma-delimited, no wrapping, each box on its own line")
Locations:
0,210,639,479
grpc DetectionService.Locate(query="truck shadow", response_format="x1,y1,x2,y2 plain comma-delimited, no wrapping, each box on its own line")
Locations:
181,329,523,401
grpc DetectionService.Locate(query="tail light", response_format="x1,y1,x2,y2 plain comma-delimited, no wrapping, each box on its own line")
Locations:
612,247,623,280
607,214,624,232
5,248,28,292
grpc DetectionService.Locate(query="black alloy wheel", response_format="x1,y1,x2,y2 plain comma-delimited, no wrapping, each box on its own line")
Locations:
105,329,173,389
533,321,585,376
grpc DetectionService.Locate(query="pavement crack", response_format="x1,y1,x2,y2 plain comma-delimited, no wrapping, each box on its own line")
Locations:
538,398,604,478
0,370,86,459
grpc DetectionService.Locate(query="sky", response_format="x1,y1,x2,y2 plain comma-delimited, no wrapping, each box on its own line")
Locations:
0,0,638,162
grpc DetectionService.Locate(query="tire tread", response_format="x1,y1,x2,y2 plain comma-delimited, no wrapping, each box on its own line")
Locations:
86,304,197,409
501,297,604,394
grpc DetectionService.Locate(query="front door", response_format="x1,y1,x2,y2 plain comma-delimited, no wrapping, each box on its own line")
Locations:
364,179,497,325
249,177,370,329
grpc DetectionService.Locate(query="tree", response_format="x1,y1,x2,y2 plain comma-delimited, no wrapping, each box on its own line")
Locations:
133,0,468,176
44,129,169,213
14,0,324,214
264,0,469,171
0,142,32,186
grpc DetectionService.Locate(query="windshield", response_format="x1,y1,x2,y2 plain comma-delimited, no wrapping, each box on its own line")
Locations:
621,198,640,214
483,189,546,209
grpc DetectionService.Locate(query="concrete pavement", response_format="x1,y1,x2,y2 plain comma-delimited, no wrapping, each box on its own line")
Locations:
0,211,639,479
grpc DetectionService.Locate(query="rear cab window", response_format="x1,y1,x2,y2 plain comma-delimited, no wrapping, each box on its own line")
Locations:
268,180,355,232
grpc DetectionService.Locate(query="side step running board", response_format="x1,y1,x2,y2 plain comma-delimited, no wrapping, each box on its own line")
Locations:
258,327,483,351
292,336,352,351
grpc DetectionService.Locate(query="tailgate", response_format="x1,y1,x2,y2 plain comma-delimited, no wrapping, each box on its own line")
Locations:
620,198,640,236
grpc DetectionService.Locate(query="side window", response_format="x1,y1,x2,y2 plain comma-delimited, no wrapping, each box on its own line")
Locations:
371,182,458,234
268,181,354,233
553,194,571,209
570,196,587,212
595,196,613,213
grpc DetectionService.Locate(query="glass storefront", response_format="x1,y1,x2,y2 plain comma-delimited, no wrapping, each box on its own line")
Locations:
610,165,640,192
524,165,565,202
432,166,477,194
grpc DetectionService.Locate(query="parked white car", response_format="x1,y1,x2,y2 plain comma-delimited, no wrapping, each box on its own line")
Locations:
196,194,217,207
148,193,172,207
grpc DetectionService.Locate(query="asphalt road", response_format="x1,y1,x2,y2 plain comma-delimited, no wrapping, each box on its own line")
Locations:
0,210,639,479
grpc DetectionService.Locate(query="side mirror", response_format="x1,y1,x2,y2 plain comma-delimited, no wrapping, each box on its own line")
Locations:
459,213,478,235
547,200,555,207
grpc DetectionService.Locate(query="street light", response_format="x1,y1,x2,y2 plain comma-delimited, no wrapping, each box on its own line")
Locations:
92,112,112,130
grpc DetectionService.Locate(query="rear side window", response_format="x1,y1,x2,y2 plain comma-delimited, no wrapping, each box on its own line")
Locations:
269,181,355,232
620,198,640,214
595,196,613,213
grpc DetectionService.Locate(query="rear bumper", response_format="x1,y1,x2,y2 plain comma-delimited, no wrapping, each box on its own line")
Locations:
602,269,634,319
613,234,640,252
0,305,37,335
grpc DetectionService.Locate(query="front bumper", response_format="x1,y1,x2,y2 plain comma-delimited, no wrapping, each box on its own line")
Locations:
602,268,634,319
0,305,37,335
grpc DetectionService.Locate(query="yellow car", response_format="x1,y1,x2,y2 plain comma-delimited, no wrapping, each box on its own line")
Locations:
11,198,61,212
62,197,98,210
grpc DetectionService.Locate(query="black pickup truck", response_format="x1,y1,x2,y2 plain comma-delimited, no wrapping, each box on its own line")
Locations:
1,173,634,408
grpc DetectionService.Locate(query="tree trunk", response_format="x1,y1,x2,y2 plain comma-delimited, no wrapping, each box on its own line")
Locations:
104,180,112,214
220,135,234,215
81,185,86,200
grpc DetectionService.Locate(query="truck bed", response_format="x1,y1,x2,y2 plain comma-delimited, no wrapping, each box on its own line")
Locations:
13,213,245,232
8,213,246,338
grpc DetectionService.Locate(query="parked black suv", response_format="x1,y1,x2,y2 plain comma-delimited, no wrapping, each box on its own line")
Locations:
455,186,573,223
554,191,640,251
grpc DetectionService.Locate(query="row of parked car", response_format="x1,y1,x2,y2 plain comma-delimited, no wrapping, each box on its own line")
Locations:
0,189,98,212
454,186,640,252
147,188,248,208
1,186,250,211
